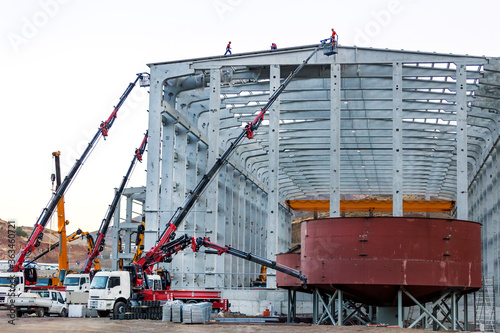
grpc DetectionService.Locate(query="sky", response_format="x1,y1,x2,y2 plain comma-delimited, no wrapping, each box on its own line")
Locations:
0,0,499,235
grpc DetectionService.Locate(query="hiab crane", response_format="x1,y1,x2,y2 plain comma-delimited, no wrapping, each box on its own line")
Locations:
52,151,70,280
9,73,148,274
25,229,97,292
30,131,148,293
80,130,148,275
0,74,149,305
88,39,333,316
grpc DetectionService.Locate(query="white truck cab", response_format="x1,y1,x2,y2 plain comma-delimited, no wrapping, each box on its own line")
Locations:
147,275,163,291
63,273,90,292
0,272,24,306
88,271,131,317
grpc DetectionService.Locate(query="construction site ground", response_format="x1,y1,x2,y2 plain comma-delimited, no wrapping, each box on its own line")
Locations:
3,316,431,333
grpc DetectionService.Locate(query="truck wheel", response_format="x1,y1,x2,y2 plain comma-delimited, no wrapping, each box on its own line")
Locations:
97,310,110,317
60,308,67,317
36,308,45,317
16,310,23,318
114,301,126,315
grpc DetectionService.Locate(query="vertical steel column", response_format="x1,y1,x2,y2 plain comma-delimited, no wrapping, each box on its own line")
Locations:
243,180,251,286
485,155,495,278
111,195,121,271
194,141,207,287
207,68,221,287
230,169,239,287
250,184,258,278
494,149,500,296
260,190,268,265
330,64,341,217
267,64,280,289
223,165,233,287
462,295,468,331
338,289,343,325
398,289,403,327
451,292,457,330
237,175,246,287
171,124,188,288
392,62,403,216
456,63,468,219
144,68,163,251
158,116,176,273
313,288,319,324
183,133,198,287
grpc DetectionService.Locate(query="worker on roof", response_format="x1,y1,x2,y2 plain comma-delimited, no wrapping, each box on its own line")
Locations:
331,28,337,41
224,41,232,56
271,42,277,50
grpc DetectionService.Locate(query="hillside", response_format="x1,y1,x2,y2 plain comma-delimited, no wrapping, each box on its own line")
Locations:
0,218,112,270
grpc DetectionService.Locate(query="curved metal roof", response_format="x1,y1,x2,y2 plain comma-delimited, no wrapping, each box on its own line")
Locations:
154,45,500,202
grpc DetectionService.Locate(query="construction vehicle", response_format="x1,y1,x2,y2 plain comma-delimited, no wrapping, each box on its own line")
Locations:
51,151,70,282
9,73,149,276
63,273,91,292
80,130,148,274
88,40,332,316
12,290,68,317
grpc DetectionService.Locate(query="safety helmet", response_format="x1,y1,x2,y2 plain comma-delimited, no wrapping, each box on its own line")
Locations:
229,41,231,43
332,28,334,30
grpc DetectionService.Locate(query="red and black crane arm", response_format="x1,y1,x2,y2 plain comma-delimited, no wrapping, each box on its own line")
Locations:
81,130,148,274
10,74,148,273
134,43,329,275
191,237,307,283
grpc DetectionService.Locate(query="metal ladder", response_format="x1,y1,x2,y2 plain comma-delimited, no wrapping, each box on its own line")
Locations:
475,277,496,332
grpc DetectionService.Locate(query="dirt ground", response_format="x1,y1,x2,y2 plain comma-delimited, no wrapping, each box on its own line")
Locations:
2,316,434,333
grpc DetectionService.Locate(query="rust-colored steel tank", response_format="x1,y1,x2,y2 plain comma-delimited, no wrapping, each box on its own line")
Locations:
277,217,482,306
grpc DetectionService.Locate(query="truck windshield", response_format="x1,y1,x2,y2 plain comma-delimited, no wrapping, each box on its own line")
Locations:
63,277,80,286
36,278,50,286
0,277,20,287
90,276,108,289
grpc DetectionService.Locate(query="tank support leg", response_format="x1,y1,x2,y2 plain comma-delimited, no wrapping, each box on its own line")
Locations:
337,290,343,325
398,289,403,327
286,289,297,323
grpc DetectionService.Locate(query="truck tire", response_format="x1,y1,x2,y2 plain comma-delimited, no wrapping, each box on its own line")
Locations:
60,308,67,317
114,301,126,315
97,310,110,317
16,310,23,318
36,308,45,317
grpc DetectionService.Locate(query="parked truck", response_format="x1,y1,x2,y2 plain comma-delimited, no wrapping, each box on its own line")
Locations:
0,272,25,306
63,273,90,292
12,290,67,317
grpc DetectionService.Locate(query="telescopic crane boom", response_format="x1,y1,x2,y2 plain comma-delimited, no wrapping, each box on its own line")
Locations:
81,131,148,273
29,229,83,263
10,73,148,273
191,237,307,282
156,234,306,282
134,41,329,276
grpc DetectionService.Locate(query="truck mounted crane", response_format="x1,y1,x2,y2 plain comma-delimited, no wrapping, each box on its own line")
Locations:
80,130,149,274
9,73,149,274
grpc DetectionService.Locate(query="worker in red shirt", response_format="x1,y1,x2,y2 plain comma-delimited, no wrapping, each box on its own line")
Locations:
224,41,232,56
331,28,337,41
271,43,277,50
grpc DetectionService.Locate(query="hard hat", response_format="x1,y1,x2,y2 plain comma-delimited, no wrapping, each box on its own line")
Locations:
229,41,231,43
332,28,334,30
